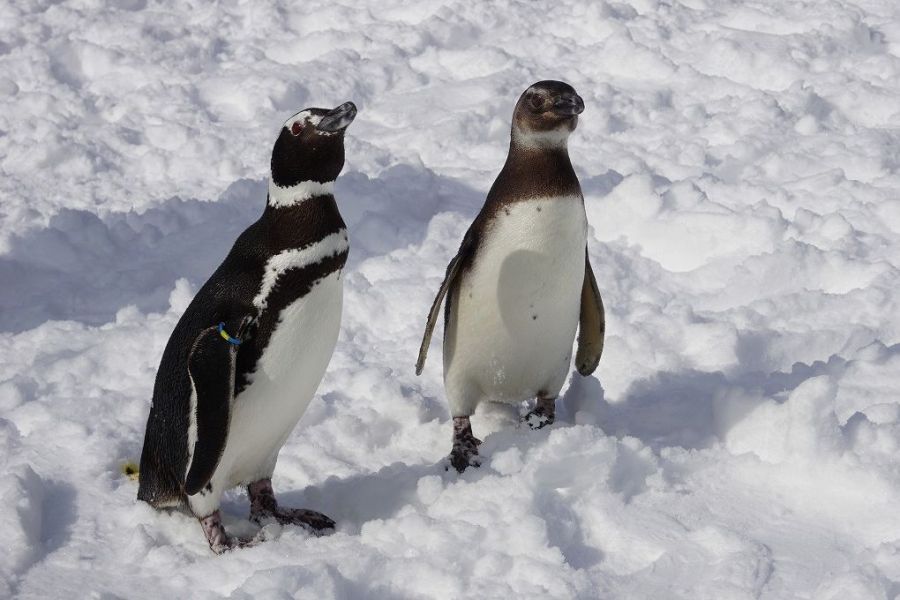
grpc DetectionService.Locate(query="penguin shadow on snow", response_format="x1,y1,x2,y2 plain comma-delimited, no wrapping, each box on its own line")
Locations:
255,406,557,530
37,480,79,563
562,346,860,453
337,163,484,261
203,457,463,543
578,168,624,199
535,485,605,570
271,461,444,530
0,164,482,333
0,477,78,597
0,178,263,333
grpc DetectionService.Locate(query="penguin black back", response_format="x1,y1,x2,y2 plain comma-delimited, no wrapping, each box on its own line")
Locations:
138,102,357,512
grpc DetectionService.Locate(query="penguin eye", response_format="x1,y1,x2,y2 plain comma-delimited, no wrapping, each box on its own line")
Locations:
290,122,303,136
528,93,547,112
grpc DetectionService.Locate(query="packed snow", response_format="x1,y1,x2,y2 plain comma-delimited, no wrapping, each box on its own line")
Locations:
2,0,900,597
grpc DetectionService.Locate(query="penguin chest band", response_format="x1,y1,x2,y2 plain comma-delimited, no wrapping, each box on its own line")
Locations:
253,229,349,311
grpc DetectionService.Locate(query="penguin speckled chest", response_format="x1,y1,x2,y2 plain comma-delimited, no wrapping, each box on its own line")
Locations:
416,81,606,472
448,194,587,403
138,102,357,553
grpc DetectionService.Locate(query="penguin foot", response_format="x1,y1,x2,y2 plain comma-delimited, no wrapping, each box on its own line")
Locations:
199,510,259,554
523,396,556,430
447,446,481,473
248,478,335,535
252,507,336,535
448,416,482,473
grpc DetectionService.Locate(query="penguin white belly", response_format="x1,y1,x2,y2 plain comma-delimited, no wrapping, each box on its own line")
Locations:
219,270,343,487
444,195,587,408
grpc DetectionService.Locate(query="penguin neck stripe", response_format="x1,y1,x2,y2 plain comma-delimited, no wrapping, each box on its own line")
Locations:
252,230,350,311
217,323,242,345
268,179,335,208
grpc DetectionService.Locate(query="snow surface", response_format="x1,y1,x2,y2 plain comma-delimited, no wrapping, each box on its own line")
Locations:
2,0,900,598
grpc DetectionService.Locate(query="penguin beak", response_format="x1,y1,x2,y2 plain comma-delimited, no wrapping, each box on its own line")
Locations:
552,93,584,116
317,102,357,132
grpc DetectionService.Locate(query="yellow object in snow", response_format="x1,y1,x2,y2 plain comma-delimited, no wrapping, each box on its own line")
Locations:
121,461,140,481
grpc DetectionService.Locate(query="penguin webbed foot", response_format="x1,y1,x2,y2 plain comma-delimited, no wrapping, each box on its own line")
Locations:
448,416,482,473
248,478,336,535
211,533,260,554
251,506,336,535
199,510,261,555
447,446,481,473
523,396,556,430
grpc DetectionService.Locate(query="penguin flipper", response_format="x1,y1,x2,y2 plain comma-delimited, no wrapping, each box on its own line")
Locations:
183,323,240,496
576,251,605,376
416,234,475,375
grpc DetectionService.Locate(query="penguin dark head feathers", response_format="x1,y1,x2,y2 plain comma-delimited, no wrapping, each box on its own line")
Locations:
511,81,584,150
268,102,357,208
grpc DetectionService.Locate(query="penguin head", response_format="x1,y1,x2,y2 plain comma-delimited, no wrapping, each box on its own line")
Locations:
511,81,584,149
269,102,357,205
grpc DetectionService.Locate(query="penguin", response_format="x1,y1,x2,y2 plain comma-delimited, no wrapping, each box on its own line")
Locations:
415,81,605,472
137,101,357,553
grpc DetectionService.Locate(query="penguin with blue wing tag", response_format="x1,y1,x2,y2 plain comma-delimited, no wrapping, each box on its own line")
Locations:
138,102,357,553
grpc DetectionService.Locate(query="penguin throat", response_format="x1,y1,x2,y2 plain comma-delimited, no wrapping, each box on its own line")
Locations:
267,178,335,208
511,124,571,150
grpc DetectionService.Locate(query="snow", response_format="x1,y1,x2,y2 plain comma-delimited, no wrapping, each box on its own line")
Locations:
1,0,899,597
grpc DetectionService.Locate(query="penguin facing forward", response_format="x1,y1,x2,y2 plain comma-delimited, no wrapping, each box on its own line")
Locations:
416,81,605,472
138,102,357,553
